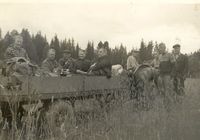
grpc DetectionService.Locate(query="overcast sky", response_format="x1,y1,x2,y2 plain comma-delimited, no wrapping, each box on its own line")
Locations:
0,0,200,53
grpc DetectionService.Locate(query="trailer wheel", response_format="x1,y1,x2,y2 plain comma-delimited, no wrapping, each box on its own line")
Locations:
46,100,75,138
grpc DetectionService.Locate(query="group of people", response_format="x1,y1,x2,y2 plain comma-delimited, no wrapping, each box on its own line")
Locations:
41,46,112,78
127,42,189,96
3,34,112,78
2,33,189,96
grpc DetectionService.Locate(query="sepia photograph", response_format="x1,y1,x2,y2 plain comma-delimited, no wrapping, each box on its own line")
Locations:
0,0,200,139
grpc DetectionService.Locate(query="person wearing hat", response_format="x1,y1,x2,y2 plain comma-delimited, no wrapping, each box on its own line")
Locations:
127,49,139,72
59,49,74,69
172,44,188,95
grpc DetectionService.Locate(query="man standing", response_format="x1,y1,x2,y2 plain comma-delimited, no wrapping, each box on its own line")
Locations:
172,44,188,95
41,49,59,77
70,49,91,75
127,50,139,72
89,46,112,78
158,43,175,96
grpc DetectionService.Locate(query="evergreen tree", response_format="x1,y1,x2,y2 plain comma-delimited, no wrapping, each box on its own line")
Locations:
97,41,103,50
146,41,153,60
0,28,2,40
75,44,79,59
50,35,61,60
21,29,38,63
32,32,49,64
139,39,146,63
0,38,4,59
86,41,95,60
188,51,200,77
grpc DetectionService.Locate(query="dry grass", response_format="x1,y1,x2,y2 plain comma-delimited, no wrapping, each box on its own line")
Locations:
0,78,200,140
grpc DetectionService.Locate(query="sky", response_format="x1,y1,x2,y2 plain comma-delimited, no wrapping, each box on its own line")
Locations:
0,0,200,53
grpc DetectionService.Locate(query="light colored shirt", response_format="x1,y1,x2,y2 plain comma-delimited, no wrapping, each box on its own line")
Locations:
127,55,139,70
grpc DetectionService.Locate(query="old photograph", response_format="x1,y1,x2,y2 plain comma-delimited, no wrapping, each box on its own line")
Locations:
0,0,200,140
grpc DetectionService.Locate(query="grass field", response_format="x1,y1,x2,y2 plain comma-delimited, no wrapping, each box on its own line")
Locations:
69,78,200,140
0,78,200,140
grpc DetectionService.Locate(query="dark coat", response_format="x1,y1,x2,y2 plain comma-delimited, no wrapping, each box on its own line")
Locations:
59,57,74,69
173,53,188,77
70,59,91,73
91,55,112,78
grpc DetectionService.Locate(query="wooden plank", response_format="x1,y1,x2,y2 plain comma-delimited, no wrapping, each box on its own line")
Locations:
26,76,84,94
84,76,122,91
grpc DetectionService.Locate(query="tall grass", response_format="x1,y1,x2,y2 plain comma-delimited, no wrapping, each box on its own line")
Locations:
0,78,200,140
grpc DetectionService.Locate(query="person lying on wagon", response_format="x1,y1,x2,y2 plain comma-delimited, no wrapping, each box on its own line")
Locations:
88,46,112,78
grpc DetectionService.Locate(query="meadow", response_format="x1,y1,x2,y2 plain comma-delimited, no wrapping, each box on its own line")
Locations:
0,78,200,140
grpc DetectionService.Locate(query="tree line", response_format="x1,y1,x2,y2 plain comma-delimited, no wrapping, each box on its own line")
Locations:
0,28,199,77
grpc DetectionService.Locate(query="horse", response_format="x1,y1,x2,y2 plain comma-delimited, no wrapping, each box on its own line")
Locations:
126,64,159,109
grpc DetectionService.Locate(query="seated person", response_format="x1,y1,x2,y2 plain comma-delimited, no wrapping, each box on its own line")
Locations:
5,35,29,60
59,49,74,69
3,35,30,76
69,49,91,75
41,49,60,77
88,47,111,78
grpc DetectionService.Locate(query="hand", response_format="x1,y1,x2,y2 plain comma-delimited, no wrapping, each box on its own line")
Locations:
90,63,96,69
49,73,58,77
87,70,93,75
76,70,87,75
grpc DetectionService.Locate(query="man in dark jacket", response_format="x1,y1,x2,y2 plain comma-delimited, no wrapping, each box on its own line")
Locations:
70,49,91,74
59,49,74,69
172,44,188,95
89,47,111,78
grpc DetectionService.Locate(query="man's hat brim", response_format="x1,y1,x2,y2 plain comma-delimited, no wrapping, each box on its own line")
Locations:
173,44,181,48
63,50,71,53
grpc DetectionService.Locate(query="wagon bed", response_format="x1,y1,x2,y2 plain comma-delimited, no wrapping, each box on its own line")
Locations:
0,76,128,102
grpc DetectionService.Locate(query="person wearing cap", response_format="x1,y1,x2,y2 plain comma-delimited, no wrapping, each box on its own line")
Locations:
172,44,188,95
157,43,175,97
41,48,60,77
59,49,74,70
70,49,91,75
127,50,139,72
